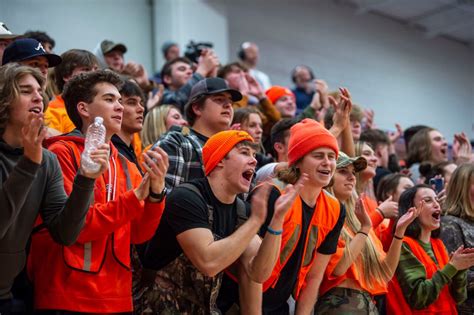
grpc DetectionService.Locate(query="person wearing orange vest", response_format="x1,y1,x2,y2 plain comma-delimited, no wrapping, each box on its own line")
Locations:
254,118,345,314
316,152,418,314
386,185,474,314
44,49,99,135
140,130,305,314
27,70,169,314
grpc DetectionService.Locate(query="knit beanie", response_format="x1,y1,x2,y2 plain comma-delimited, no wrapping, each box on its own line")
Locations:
288,118,339,166
265,86,295,104
203,130,254,175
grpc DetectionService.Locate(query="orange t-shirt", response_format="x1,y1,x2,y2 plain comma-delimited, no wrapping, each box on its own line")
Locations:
320,229,388,297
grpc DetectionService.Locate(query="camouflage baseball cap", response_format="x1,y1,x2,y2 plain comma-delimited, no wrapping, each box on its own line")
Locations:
336,151,367,172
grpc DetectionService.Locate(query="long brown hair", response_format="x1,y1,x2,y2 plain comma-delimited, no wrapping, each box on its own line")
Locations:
0,63,45,136
406,127,435,167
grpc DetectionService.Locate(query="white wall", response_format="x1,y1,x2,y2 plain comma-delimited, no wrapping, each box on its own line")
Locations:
2,0,473,140
221,0,474,140
153,0,229,70
2,0,153,72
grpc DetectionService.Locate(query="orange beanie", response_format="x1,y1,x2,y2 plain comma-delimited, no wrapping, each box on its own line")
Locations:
265,86,295,104
288,118,339,166
203,130,254,176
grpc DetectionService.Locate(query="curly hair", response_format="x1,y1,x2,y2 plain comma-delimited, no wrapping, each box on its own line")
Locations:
63,70,123,131
0,63,45,136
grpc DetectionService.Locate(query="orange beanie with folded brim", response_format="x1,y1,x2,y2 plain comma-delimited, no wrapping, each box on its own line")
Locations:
288,118,339,166
203,130,254,176
265,86,295,104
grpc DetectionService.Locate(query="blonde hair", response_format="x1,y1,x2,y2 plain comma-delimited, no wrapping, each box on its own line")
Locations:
140,105,174,148
327,186,391,289
444,163,474,221
354,141,375,199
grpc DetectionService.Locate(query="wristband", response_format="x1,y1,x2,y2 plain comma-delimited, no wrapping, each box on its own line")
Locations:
376,207,386,218
267,226,283,236
393,234,404,240
149,187,167,202
357,231,369,237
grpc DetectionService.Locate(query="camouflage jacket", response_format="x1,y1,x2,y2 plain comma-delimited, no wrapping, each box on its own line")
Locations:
440,214,474,315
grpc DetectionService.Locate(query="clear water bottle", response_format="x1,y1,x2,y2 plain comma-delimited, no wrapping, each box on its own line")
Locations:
81,117,106,173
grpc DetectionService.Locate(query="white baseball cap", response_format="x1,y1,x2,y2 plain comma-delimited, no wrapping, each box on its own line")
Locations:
0,22,20,40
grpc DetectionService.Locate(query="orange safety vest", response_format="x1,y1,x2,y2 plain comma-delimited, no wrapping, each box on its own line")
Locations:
263,189,342,300
386,237,458,315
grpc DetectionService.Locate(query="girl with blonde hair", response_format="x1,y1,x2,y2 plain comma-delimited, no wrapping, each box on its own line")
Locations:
316,152,418,314
355,141,400,241
140,104,187,149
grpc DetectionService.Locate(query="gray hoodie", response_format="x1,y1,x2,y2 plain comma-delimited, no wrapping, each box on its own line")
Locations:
0,140,95,300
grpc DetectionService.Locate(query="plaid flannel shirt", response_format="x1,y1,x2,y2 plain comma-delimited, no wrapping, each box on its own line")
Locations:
156,126,207,191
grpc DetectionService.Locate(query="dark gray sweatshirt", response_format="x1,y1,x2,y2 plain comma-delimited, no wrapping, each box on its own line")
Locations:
0,140,95,300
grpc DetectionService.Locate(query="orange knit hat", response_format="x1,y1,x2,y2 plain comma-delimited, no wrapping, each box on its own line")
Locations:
288,118,339,166
265,86,295,104
203,130,254,176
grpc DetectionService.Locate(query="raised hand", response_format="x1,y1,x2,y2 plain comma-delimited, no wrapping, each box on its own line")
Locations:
378,195,399,219
452,132,472,164
388,123,403,144
329,87,353,133
355,194,372,232
80,143,110,179
273,174,308,221
196,49,220,78
229,123,242,131
315,80,330,109
363,108,375,130
449,246,474,270
246,72,265,99
22,112,47,164
146,84,164,111
250,183,272,225
142,146,169,197
395,206,419,236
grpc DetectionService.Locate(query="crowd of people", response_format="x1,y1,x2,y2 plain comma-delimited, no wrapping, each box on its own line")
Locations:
1,21,474,315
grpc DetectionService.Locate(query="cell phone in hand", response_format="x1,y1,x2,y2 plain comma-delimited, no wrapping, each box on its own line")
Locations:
429,178,444,193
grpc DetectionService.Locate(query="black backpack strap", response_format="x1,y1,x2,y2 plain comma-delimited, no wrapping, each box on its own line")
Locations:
179,183,214,226
235,197,248,229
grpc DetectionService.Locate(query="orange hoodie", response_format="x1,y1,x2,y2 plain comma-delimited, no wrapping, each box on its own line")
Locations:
44,95,76,134
28,132,164,313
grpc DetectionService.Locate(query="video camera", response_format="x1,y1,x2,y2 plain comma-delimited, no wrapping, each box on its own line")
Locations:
184,40,213,63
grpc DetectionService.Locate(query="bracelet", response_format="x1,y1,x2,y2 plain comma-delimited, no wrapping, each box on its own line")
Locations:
376,207,386,219
393,234,404,240
267,226,283,236
149,187,167,202
357,231,369,237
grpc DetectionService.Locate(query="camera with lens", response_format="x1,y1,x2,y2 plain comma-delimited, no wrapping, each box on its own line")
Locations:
184,40,213,63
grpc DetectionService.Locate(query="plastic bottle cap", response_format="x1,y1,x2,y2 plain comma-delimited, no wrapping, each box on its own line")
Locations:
94,116,104,124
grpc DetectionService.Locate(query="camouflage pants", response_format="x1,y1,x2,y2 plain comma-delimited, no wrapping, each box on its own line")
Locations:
133,253,222,315
314,287,379,315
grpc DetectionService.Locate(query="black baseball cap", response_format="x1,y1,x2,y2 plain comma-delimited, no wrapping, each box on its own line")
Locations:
2,38,62,66
188,77,242,105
